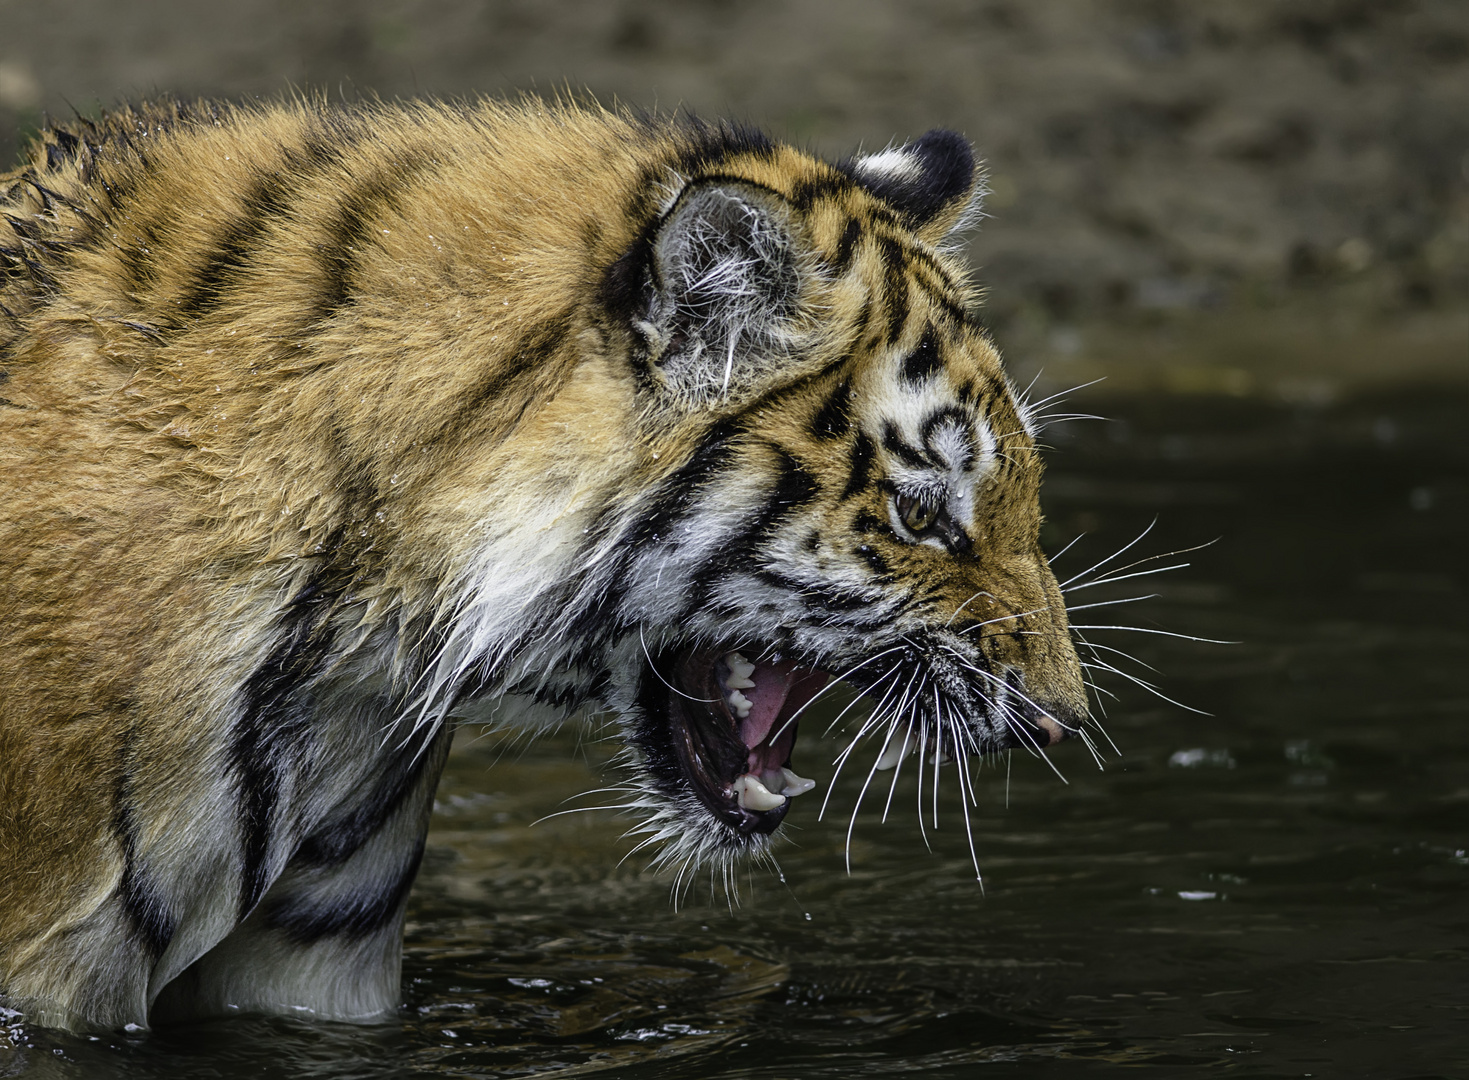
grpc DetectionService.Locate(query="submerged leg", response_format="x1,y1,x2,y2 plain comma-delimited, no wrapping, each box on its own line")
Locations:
149,730,452,1024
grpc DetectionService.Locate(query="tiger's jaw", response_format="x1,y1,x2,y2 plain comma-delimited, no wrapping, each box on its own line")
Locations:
624,630,1079,865
639,648,829,840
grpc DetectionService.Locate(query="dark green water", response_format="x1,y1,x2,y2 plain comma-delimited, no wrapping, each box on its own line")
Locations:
5,386,1465,1078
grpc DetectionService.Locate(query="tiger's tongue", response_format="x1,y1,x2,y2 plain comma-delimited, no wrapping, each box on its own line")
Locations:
737,661,829,751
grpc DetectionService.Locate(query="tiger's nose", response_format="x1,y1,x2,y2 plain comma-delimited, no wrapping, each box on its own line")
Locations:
1032,713,1068,747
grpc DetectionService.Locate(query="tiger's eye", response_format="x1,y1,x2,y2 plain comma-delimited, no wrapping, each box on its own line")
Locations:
897,493,940,533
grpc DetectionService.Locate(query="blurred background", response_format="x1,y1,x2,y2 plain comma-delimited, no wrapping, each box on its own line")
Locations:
2,3,1466,1078
2,0,1465,397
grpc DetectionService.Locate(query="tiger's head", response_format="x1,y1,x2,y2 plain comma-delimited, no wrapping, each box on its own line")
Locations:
560,126,1089,876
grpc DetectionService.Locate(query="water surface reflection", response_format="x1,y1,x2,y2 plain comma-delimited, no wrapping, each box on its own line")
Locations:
6,386,1464,1078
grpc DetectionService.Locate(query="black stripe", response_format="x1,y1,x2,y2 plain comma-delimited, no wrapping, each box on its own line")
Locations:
833,218,862,272
264,840,425,945
293,727,436,868
675,117,777,175
311,150,432,320
600,227,654,325
113,763,176,959
854,509,887,535
681,447,820,611
842,432,875,500
754,569,875,612
119,217,163,295
855,543,892,578
809,379,851,440
890,241,968,329
230,573,342,918
903,243,951,281
170,132,346,318
832,606,900,634
789,173,847,212
433,311,574,440
908,258,969,326
558,419,745,652
526,674,603,712
2,208,63,295
18,178,56,216
757,448,821,534
174,172,295,316
45,129,81,170
923,284,968,328
877,235,911,344
881,421,928,468
901,326,942,384
624,419,744,548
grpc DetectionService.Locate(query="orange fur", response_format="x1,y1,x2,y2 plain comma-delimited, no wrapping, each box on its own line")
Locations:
0,97,1083,1030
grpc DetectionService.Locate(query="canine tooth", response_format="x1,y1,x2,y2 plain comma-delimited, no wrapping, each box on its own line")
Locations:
874,731,917,771
732,774,786,812
727,689,753,718
778,767,816,797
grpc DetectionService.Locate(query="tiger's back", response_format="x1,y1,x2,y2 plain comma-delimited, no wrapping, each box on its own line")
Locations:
0,98,1085,1030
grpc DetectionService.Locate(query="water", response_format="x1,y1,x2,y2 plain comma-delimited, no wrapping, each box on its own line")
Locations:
4,385,1465,1078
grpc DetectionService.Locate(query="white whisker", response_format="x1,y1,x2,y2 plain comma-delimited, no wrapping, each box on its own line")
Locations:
1046,531,1087,563
1059,518,1158,590
1069,624,1235,644
1077,638,1161,672
1081,655,1212,716
1064,564,1189,593
640,627,718,702
1064,594,1159,613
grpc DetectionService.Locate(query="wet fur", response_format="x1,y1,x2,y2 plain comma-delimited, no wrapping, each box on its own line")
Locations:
0,98,1084,1030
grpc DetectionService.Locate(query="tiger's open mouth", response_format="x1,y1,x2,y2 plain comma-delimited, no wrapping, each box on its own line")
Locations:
661,649,830,836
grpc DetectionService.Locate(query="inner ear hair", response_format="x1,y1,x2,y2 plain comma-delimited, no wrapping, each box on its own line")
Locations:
636,179,803,409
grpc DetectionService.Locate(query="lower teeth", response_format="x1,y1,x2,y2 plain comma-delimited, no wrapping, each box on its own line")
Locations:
776,766,816,797
732,766,817,811
732,774,785,811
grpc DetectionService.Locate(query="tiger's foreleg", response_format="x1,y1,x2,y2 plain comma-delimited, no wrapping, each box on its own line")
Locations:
148,726,453,1025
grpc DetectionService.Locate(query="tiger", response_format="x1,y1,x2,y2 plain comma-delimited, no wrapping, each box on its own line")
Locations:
0,97,1087,1033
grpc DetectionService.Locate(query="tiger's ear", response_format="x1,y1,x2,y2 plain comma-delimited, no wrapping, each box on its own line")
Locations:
631,180,804,410
845,129,982,246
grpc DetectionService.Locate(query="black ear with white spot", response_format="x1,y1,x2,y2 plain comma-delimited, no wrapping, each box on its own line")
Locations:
844,130,981,243
633,180,803,409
